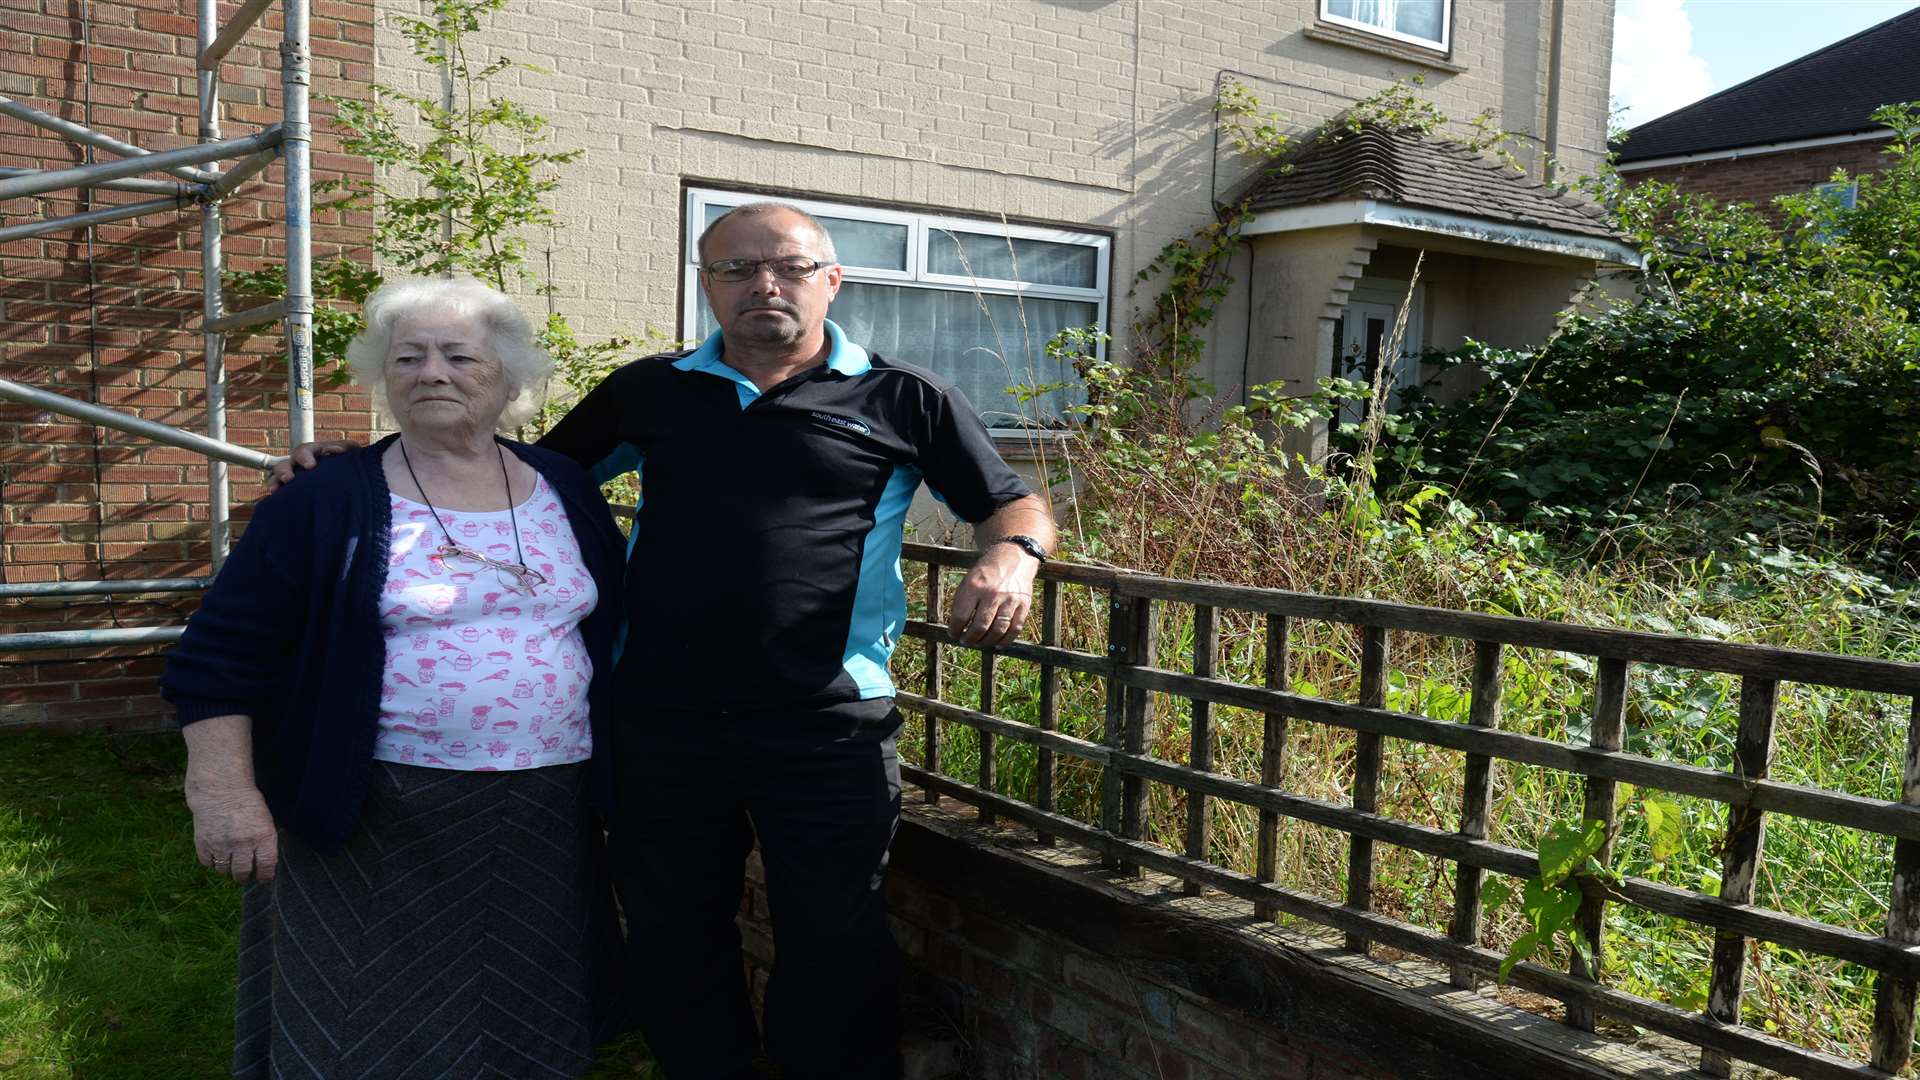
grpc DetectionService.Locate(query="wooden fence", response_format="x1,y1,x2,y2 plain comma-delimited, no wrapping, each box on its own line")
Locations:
897,542,1920,1080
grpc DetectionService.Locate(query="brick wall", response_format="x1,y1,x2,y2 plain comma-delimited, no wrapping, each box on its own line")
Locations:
1620,137,1897,220
0,0,374,730
740,801,1684,1080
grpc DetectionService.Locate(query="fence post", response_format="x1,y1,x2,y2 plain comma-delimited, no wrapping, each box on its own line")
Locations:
1568,656,1629,1031
1119,595,1158,877
1101,589,1133,870
1450,640,1503,988
978,646,997,828
1700,675,1779,1074
1256,614,1290,920
1036,579,1062,846
923,562,943,804
1184,604,1218,896
1345,625,1389,952
1869,697,1920,1072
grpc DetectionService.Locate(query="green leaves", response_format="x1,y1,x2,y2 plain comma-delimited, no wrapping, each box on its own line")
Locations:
1539,817,1609,887
1332,99,1920,573
323,0,579,292
1642,797,1686,866
1492,816,1614,985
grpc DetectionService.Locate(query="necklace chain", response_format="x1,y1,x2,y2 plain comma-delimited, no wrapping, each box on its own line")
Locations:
397,439,539,591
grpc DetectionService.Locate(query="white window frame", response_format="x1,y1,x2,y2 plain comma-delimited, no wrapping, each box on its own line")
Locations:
1319,0,1452,53
683,188,1112,435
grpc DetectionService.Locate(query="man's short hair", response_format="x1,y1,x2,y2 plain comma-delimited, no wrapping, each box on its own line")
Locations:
698,202,840,266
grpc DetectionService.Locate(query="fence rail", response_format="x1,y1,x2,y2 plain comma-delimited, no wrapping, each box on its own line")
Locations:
898,542,1920,1080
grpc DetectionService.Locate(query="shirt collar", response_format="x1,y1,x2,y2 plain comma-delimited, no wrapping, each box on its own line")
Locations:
672,318,872,383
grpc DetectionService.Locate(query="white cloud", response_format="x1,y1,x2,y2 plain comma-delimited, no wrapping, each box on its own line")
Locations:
1611,0,1716,130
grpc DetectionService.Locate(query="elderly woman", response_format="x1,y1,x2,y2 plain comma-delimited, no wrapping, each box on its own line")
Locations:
161,277,628,1078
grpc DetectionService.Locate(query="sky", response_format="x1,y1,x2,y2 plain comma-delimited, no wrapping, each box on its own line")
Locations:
1611,0,1920,130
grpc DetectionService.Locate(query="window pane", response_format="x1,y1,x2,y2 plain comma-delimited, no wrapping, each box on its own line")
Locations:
690,284,1095,426
1394,0,1444,42
926,230,1098,289
819,216,909,271
1326,0,1444,44
830,283,1093,426
702,204,908,271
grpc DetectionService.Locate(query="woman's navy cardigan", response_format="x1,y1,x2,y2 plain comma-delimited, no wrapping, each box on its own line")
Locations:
161,434,628,853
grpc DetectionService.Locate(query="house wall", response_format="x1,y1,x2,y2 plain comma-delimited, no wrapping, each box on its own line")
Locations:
0,0,1620,731
0,1,375,730
1619,137,1896,221
368,0,1617,413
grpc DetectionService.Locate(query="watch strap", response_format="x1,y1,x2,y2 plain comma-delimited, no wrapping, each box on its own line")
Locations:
995,534,1049,563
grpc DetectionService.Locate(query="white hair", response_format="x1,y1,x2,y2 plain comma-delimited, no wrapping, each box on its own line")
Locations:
346,277,551,430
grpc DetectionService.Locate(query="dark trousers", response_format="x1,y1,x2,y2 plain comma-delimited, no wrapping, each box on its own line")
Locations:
608,701,905,1080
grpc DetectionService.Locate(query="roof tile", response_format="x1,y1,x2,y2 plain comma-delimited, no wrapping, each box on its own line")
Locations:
1240,124,1619,241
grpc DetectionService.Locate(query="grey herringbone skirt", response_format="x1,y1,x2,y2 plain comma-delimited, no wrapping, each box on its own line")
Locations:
232,761,623,1079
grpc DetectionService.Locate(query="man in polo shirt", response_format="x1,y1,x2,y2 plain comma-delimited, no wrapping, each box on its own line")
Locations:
545,202,1054,1079
279,202,1055,1078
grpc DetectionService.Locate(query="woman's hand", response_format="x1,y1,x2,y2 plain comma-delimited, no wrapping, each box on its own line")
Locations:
181,714,278,883
187,783,279,883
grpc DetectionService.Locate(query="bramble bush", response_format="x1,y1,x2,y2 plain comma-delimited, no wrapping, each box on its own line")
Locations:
1355,103,1920,576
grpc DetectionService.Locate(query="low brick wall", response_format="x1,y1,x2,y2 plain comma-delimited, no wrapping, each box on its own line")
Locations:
744,796,1693,1080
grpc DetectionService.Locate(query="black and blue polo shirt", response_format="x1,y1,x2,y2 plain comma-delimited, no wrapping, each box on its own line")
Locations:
538,319,1031,713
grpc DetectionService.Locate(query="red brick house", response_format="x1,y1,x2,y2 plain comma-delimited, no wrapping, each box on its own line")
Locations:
1612,6,1919,217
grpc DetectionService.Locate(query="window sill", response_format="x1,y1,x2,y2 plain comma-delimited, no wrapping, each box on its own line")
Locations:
1304,24,1466,74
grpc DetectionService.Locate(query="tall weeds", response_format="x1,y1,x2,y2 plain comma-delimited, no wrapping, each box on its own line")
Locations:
903,335,1920,1066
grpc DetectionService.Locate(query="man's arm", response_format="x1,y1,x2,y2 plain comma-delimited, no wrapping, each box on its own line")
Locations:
535,369,641,482
945,494,1056,647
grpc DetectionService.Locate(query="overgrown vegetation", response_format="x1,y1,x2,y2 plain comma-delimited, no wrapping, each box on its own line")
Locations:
1355,102,1920,579
956,81,1920,1068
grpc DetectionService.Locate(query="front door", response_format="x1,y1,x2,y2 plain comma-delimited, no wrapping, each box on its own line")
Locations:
1331,279,1424,428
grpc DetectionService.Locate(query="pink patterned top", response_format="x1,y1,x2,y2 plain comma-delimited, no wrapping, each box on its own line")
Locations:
373,473,598,771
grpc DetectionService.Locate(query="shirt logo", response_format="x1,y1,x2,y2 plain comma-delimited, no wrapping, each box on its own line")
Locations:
810,411,872,437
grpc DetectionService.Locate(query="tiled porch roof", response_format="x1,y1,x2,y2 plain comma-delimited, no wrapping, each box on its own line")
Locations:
1240,124,1620,242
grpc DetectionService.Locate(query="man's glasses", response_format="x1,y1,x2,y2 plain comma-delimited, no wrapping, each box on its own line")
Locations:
701,256,833,283
433,543,546,594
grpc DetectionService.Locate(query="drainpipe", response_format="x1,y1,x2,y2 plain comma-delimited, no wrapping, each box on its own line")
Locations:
1543,0,1565,183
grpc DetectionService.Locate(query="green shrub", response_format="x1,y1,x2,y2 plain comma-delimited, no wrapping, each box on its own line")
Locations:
1353,103,1920,575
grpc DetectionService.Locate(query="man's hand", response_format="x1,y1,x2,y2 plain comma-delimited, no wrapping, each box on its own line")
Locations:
946,541,1040,647
266,438,359,493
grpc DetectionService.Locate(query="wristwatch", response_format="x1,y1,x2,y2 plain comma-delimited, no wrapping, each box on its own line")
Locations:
994,534,1049,563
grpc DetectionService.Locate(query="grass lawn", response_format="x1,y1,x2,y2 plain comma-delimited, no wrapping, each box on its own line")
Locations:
0,731,659,1079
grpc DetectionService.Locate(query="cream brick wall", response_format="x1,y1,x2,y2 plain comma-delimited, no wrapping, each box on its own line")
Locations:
369,0,1614,371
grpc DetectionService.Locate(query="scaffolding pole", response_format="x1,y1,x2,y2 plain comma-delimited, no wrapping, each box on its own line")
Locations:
0,194,196,244
0,0,311,655
0,128,281,201
0,580,209,600
199,0,231,568
0,167,194,197
281,2,316,447
0,628,187,652
0,378,279,471
0,96,220,185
